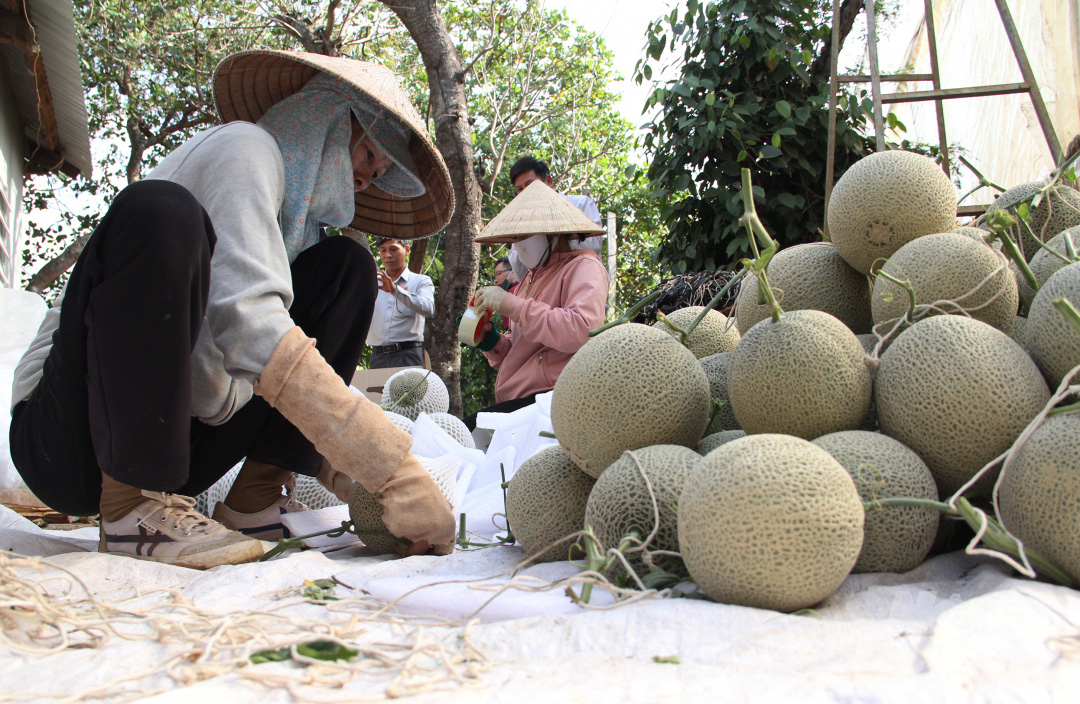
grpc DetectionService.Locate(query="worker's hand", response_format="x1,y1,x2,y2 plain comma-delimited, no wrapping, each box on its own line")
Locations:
473,286,508,314
377,270,397,294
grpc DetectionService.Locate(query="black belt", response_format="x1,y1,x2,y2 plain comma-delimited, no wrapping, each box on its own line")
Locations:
371,341,423,354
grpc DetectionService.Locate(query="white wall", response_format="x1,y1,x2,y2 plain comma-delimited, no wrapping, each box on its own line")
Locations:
0,64,25,289
888,0,1080,203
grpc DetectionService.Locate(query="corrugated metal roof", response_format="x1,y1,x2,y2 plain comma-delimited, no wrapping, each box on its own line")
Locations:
2,0,92,178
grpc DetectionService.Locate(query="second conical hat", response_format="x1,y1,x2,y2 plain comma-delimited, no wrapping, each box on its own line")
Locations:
475,180,606,244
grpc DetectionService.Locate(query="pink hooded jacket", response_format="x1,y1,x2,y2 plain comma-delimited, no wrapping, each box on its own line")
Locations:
483,250,609,403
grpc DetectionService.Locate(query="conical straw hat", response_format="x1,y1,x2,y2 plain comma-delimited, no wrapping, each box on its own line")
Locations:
475,180,606,244
213,50,454,240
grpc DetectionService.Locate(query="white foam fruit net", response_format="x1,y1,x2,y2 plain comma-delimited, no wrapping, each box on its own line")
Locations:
428,412,475,449
417,454,461,511
193,462,242,517
381,369,450,421
291,473,345,510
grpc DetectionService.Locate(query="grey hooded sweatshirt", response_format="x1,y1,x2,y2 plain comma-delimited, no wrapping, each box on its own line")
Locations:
11,122,298,425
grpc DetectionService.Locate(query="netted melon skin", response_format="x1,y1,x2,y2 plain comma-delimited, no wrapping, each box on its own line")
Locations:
699,353,740,433
827,150,957,275
871,232,1018,335
382,369,450,420
998,413,1080,585
875,315,1050,497
728,310,872,440
736,242,872,335
551,324,711,477
347,483,402,555
678,434,864,612
1026,262,1080,389
990,182,1080,261
1015,227,1077,304
505,445,595,563
812,431,938,574
584,445,700,579
696,430,746,455
652,306,740,358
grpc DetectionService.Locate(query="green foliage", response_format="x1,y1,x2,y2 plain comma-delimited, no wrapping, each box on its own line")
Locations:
636,0,876,273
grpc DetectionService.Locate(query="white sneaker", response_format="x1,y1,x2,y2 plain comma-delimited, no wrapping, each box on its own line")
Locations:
99,491,263,569
212,495,309,541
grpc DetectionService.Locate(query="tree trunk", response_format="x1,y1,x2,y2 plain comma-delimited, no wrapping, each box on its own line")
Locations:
25,231,92,294
811,0,863,80
379,0,482,416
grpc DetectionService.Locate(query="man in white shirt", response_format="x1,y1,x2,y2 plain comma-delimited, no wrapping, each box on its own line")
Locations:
367,237,435,368
509,156,602,226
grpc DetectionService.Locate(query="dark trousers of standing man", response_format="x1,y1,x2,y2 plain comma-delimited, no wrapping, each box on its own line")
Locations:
9,179,378,517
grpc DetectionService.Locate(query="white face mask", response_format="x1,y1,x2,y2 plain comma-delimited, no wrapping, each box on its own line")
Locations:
507,248,528,282
511,233,553,270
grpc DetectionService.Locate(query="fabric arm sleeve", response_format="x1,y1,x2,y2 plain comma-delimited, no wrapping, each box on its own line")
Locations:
498,260,607,354
196,133,293,380
482,331,513,369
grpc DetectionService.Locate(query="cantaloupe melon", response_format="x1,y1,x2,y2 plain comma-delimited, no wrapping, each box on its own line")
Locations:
827,150,957,275
696,430,746,455
735,242,873,334
1025,261,1080,388
871,232,1018,334
585,445,700,579
812,431,938,573
678,434,864,611
990,181,1080,261
699,352,740,434
551,324,711,477
652,306,740,358
728,310,872,439
347,483,402,555
1015,227,1078,304
504,445,595,563
382,368,450,420
348,456,458,555
874,315,1051,496
997,412,1080,584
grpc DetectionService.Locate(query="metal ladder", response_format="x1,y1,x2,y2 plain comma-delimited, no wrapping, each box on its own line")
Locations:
823,0,1063,223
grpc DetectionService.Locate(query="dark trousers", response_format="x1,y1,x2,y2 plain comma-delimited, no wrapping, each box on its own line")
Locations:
9,180,377,517
369,346,424,369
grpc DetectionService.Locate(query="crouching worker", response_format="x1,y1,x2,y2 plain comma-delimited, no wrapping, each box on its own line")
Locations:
462,181,609,430
8,51,457,568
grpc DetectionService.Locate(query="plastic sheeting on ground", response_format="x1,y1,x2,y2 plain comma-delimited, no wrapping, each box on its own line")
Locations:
3,504,1080,703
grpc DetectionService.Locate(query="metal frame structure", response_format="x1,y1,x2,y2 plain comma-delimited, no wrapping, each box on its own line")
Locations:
824,0,1063,226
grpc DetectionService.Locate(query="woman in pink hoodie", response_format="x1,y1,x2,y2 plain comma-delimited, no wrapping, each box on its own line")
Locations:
463,181,609,429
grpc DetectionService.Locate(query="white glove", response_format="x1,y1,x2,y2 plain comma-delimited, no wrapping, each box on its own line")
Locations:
473,285,509,314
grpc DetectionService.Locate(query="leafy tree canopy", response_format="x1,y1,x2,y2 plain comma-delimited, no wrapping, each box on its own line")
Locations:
636,0,879,274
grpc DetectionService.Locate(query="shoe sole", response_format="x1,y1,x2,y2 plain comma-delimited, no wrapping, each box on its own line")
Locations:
98,538,265,570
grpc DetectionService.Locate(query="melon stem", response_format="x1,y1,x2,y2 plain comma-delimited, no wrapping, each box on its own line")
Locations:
654,268,747,346
738,169,782,323
588,289,665,337
984,209,1040,294
1046,149,1080,193
957,155,1005,205
680,268,748,340
1053,298,1080,336
865,497,1075,588
872,268,917,325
